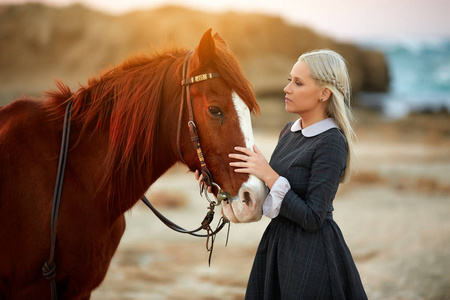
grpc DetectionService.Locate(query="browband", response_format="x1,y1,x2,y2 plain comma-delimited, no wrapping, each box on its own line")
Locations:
181,73,220,86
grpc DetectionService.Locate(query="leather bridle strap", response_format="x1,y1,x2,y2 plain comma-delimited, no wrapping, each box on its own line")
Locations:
176,51,220,188
42,97,74,300
140,195,229,266
141,195,228,238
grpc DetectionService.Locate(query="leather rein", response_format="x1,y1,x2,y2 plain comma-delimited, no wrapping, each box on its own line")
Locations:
42,51,231,299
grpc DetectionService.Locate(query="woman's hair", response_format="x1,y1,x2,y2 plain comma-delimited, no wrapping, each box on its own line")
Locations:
298,49,356,183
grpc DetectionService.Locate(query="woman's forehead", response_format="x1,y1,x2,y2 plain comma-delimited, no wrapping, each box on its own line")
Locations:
291,60,312,81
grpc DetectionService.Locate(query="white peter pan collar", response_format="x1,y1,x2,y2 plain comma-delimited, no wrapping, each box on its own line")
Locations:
291,118,339,137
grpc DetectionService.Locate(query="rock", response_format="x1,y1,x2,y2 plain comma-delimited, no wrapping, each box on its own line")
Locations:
0,3,389,105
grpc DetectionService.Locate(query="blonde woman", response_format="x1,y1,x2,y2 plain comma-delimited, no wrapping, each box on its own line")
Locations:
229,50,367,299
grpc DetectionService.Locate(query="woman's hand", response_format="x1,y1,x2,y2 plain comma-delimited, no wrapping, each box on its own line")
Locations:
229,145,279,189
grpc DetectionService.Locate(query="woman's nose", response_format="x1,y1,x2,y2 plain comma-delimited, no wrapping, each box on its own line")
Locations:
283,83,290,94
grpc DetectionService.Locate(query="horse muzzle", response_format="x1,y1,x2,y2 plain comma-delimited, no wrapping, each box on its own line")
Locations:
220,175,267,223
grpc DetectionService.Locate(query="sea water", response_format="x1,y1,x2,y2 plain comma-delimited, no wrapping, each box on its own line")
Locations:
359,38,450,119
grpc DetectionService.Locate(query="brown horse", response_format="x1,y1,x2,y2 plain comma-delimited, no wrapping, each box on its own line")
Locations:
0,29,267,299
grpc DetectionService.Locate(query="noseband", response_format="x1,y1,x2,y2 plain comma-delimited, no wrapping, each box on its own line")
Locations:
42,50,232,300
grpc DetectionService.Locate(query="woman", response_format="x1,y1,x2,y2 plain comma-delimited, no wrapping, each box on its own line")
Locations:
229,49,367,299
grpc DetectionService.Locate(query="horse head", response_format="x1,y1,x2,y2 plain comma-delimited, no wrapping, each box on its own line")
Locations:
171,29,267,223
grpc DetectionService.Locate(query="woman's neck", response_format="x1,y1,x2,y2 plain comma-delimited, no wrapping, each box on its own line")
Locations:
299,112,328,129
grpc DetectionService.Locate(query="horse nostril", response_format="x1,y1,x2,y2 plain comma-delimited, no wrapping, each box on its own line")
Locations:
242,191,251,204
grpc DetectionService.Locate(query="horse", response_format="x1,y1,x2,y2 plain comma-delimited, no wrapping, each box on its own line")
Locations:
0,29,267,299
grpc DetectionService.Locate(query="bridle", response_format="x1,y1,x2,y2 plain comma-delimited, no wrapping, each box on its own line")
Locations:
141,49,231,256
42,50,232,299
176,50,231,205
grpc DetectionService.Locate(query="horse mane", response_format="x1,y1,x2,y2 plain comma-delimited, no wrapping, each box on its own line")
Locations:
43,40,259,215
44,49,183,212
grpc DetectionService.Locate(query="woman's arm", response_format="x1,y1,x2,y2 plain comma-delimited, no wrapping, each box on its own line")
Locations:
279,136,347,232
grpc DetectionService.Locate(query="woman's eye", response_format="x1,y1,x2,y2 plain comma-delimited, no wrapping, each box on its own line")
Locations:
208,106,223,117
287,78,301,86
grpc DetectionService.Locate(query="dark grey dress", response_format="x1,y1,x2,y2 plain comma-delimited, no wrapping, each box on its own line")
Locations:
245,122,367,300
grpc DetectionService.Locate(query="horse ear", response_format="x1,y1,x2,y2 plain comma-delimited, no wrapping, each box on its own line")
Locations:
195,28,216,65
213,32,229,51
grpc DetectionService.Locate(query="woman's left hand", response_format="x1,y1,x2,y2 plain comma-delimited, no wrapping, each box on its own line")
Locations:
229,145,279,189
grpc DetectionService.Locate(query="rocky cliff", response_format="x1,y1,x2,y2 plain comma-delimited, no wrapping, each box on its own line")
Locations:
0,4,389,105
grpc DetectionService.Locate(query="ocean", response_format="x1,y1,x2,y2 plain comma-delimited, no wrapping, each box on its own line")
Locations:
358,38,450,119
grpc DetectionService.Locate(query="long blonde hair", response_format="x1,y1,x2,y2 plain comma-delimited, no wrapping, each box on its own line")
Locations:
298,49,357,183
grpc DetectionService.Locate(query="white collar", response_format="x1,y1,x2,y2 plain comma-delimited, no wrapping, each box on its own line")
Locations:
291,118,339,137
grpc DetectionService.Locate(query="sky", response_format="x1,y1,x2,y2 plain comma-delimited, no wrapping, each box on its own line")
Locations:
2,0,450,41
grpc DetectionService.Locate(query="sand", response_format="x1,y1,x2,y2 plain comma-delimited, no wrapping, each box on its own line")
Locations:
89,109,450,300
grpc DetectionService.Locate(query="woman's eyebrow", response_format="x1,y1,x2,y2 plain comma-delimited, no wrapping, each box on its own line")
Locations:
291,75,303,82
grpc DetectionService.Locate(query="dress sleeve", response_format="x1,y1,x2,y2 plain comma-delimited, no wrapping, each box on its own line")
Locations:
263,176,290,218
262,122,294,218
278,134,347,232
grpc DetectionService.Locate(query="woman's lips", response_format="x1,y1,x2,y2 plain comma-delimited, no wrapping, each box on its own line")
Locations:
285,97,292,103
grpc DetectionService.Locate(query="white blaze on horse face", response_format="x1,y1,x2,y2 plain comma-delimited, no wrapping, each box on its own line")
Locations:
222,92,266,223
232,91,254,149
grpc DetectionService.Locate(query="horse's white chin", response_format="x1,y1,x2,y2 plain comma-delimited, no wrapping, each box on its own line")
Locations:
221,175,266,223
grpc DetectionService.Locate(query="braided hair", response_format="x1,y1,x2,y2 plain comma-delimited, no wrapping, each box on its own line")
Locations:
298,49,356,183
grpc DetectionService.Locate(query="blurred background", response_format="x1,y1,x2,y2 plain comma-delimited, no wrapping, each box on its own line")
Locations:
0,0,449,299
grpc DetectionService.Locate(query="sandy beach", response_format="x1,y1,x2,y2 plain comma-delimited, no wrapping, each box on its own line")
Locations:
89,107,450,300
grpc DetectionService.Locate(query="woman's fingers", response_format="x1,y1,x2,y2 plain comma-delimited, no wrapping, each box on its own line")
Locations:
233,146,252,155
229,161,248,168
253,144,262,154
229,146,256,162
228,153,250,162
228,144,279,187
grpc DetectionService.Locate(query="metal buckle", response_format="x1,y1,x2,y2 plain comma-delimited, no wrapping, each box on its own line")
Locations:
200,182,230,206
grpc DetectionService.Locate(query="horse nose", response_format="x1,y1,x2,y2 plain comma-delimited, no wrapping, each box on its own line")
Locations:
238,175,266,206
242,191,251,204
239,186,255,207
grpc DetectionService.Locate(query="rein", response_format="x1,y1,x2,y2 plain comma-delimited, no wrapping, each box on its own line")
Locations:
42,51,231,299
42,97,74,300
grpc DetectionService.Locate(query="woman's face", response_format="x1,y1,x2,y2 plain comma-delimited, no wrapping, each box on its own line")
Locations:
283,60,324,116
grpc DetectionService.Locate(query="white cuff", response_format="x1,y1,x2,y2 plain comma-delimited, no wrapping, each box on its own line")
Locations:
263,176,290,218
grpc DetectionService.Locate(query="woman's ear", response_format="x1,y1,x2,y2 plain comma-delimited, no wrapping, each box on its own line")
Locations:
320,88,332,102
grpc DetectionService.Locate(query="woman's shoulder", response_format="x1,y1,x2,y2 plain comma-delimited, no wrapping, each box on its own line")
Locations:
309,129,348,169
315,128,347,150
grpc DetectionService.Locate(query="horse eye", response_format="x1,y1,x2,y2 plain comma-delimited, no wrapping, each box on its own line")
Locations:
208,106,223,117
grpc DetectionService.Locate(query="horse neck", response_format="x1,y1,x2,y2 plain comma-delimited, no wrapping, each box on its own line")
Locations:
67,55,183,221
